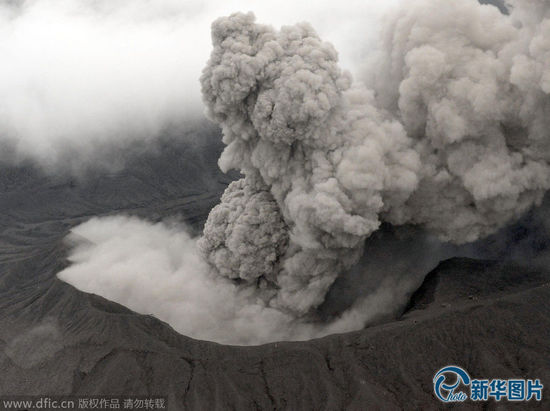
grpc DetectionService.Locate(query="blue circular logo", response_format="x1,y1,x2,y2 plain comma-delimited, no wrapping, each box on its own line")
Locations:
433,366,471,402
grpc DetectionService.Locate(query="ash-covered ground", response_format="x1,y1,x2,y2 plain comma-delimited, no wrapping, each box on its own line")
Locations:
0,129,548,410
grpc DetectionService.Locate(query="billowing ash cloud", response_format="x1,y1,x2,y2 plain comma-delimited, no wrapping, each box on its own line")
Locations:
199,0,550,316
367,0,550,242
199,12,420,314
59,0,550,344
200,177,289,283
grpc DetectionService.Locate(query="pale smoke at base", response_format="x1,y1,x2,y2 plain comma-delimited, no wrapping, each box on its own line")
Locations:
59,0,550,344
58,216,416,344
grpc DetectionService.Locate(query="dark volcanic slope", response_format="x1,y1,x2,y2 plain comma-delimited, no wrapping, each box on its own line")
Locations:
0,130,549,410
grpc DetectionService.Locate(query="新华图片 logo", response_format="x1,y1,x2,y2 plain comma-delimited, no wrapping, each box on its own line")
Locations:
433,365,543,402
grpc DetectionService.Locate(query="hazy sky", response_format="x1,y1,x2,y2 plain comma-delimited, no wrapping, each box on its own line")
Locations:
0,0,400,169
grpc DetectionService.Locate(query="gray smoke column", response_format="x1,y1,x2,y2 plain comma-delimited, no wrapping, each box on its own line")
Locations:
199,0,550,316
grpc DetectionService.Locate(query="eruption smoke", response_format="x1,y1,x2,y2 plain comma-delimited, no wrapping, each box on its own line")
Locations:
59,0,550,344
199,0,550,316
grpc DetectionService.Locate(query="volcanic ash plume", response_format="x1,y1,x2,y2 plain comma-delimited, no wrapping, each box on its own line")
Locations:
199,0,550,316
58,0,550,345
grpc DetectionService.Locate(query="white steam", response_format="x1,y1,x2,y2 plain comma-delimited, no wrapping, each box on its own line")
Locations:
58,0,550,344
0,0,395,170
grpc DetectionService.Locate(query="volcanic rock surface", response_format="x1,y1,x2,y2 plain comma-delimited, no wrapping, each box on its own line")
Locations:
0,128,548,410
